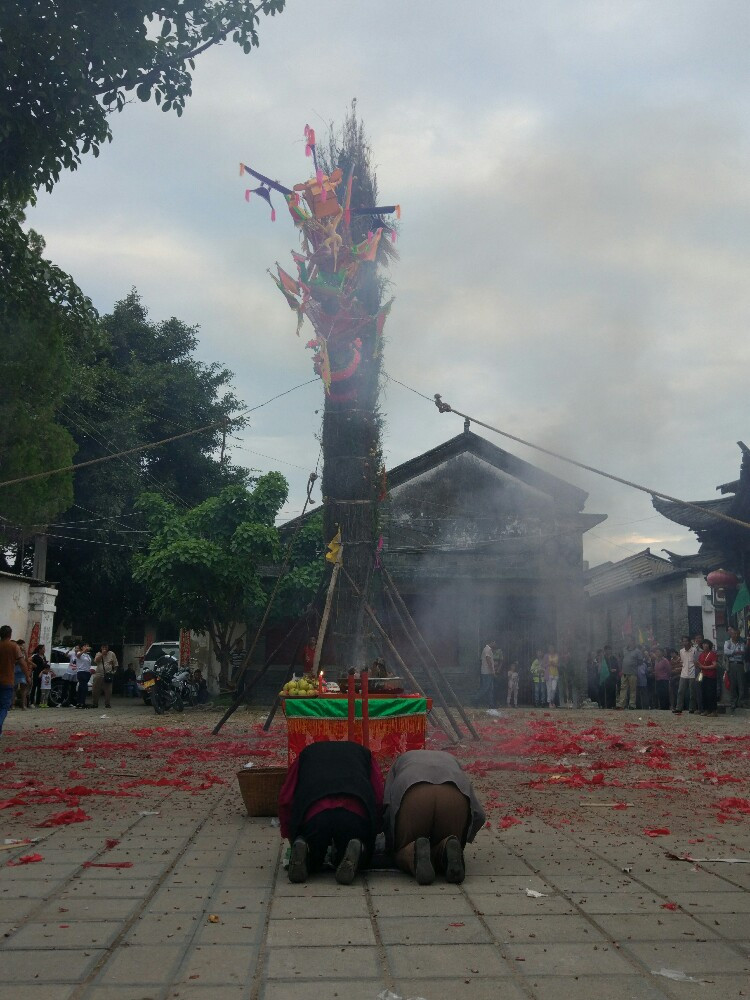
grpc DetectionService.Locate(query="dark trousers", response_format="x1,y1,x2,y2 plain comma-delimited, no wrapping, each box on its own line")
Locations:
62,678,76,705
701,675,718,713
655,679,670,710
394,782,470,874
598,678,615,708
636,685,650,709
76,672,90,707
0,685,13,736
297,807,374,872
30,670,42,706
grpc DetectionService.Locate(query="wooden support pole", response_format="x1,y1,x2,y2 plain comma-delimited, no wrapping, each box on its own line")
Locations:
313,560,341,675
381,579,464,741
347,668,356,742
382,566,480,741
361,668,370,749
340,567,456,743
262,637,303,732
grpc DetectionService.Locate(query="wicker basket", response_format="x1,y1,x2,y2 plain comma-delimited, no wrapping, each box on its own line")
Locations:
236,766,287,817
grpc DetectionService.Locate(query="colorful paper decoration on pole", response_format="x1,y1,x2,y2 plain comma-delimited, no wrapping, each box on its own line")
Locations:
239,127,400,396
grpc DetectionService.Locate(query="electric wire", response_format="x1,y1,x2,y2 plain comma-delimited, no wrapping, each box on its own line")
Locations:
383,372,750,534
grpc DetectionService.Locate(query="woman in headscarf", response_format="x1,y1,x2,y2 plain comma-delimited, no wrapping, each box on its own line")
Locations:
383,749,486,885
278,740,384,885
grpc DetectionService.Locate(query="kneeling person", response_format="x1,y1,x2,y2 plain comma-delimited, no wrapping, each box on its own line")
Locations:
278,740,384,885
384,749,486,885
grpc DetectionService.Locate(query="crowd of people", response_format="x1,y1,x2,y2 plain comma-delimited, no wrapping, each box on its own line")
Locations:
475,629,750,714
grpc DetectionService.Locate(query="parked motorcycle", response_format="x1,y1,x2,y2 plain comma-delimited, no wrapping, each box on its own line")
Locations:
143,655,196,714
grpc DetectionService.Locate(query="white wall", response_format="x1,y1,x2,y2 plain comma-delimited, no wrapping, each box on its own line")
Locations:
0,575,58,649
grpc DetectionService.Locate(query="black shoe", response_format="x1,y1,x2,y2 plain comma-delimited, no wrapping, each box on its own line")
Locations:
443,836,465,884
288,838,309,883
413,837,435,885
335,838,362,885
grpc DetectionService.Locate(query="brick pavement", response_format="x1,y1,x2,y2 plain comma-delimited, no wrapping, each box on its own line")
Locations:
0,704,748,1000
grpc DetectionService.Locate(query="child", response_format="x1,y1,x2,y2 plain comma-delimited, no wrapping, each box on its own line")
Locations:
636,654,650,710
39,664,52,707
506,661,519,707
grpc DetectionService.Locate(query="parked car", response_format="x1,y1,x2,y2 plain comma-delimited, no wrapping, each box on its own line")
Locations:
137,641,180,703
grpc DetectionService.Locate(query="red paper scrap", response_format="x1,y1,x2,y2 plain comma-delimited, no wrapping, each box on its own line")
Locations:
644,828,671,837
661,902,679,911
36,807,91,827
7,853,43,866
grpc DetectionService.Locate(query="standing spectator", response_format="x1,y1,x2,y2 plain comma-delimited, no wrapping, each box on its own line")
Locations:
61,646,79,707
617,640,641,710
193,668,210,704
692,634,705,713
112,663,125,697
123,664,138,698
598,646,616,708
14,639,31,709
506,661,519,707
669,648,682,709
636,652,650,709
543,645,559,708
745,634,750,701
586,651,599,704
529,650,544,707
491,646,505,707
302,636,316,676
30,644,48,708
558,651,573,708
674,635,697,715
724,627,745,712
698,639,718,717
92,643,118,709
75,644,92,708
473,641,496,707
652,647,671,710
0,626,22,736
39,662,52,707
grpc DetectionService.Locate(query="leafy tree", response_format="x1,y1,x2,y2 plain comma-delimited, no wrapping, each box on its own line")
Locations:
134,475,288,688
0,0,287,204
0,213,97,554
44,290,248,641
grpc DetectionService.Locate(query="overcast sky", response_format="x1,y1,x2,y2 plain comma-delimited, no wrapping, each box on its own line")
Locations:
26,0,750,567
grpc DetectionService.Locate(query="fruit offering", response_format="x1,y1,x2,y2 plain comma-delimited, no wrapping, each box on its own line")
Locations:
279,677,318,698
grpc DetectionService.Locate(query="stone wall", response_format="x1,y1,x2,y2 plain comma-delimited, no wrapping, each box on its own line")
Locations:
587,575,691,654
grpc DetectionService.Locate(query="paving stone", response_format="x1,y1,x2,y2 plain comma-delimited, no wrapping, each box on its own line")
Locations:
261,980,386,1000
267,916,376,947
265,945,382,980
667,892,750,913
273,879,368,897
59,878,155,899
511,941,639,976
621,939,750,973
168,989,248,1000
0,948,105,983
371,893,474,918
655,972,750,1000
124,911,201,945
573,893,670,914
466,892,575,916
484,914,609,943
97,944,183,985
528,974,668,1000
0,986,74,1000
2,920,122,950
377,915,491,945
0,880,67,899
386,943,511,979
36,897,141,921
193,916,261,947
209,886,273,909
176,943,257,985
592,911,721,942
148,887,213,912
271,895,370,919
83,990,166,1000
396,979,529,1000
704,913,750,940
0,899,39,922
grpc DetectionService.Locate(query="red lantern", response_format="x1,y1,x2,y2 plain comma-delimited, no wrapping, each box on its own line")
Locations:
706,569,739,589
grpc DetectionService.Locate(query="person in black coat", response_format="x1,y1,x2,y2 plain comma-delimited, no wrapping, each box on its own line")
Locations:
278,741,384,885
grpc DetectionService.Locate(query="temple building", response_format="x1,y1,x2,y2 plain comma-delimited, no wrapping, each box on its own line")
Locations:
652,441,750,636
